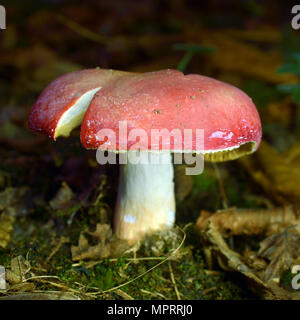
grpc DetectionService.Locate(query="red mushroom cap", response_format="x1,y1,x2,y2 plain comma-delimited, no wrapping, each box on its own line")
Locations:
28,68,261,160
28,68,128,139
80,69,261,158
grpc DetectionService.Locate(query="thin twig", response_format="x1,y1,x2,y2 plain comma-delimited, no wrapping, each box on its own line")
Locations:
114,289,134,300
56,14,109,44
31,278,94,299
25,275,60,282
72,256,167,268
45,237,69,264
201,286,218,296
140,289,168,300
168,261,181,300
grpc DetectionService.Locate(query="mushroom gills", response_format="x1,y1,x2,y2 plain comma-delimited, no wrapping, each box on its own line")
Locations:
203,141,257,162
54,87,102,139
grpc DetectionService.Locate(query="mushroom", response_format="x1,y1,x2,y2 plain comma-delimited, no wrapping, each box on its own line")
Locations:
28,68,262,243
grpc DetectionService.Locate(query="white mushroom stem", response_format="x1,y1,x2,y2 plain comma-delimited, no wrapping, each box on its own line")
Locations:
114,152,175,242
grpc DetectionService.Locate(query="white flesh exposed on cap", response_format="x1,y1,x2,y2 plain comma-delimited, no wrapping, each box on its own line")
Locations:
54,87,102,139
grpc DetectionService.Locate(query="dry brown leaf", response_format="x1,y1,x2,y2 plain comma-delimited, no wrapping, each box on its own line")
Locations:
71,238,111,261
264,98,294,128
196,205,300,291
284,142,300,167
0,292,80,300
0,213,15,249
223,28,281,43
0,187,28,211
49,182,74,211
0,187,28,248
8,282,35,292
196,206,300,237
71,224,129,261
239,140,300,204
192,31,297,84
87,224,112,243
201,221,300,300
243,248,267,271
258,228,300,282
6,256,31,285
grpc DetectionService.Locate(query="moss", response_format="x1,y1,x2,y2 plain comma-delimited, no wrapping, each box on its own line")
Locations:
0,161,254,300
0,218,252,300
280,269,300,292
